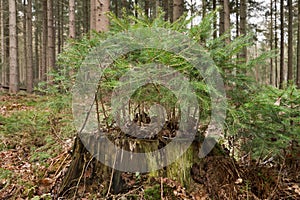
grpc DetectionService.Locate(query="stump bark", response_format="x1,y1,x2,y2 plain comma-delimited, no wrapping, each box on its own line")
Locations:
57,130,226,198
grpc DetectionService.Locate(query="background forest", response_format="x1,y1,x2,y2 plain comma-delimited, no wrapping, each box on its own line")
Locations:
0,0,299,199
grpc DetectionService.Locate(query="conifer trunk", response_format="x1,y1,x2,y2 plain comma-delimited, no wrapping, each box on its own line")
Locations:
9,0,19,93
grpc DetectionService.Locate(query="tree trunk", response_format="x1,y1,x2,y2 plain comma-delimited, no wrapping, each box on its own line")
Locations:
26,0,33,93
83,0,90,33
162,0,169,21
59,0,65,53
33,0,41,82
202,0,207,19
240,0,247,61
47,0,55,77
275,0,278,87
279,0,284,89
236,0,239,38
270,0,274,86
9,0,19,93
287,0,293,83
224,0,230,44
41,0,47,81
56,0,61,54
69,0,76,38
173,0,183,22
213,0,217,39
219,0,224,36
297,0,300,88
90,0,109,32
22,1,27,87
1,0,6,86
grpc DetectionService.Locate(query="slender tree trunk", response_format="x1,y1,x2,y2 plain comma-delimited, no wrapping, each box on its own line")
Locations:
34,0,41,82
279,0,284,89
69,0,76,38
270,0,274,85
287,0,293,83
57,0,61,54
41,0,47,81
275,0,278,87
212,0,217,39
173,0,183,22
219,0,225,36
236,0,239,38
34,21,39,82
162,0,169,21
47,0,55,77
202,0,207,19
224,0,230,44
240,0,247,61
26,0,33,93
9,0,19,93
135,0,138,18
23,1,27,85
59,0,65,52
297,0,300,88
1,0,5,86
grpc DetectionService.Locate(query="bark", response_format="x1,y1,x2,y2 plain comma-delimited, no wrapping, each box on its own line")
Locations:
57,132,224,198
213,0,217,39
1,0,5,86
202,0,207,19
275,0,278,87
23,1,27,86
57,0,61,54
83,0,90,33
47,0,55,76
90,0,109,32
9,0,19,93
236,0,239,38
270,0,274,85
240,0,247,61
162,0,169,21
224,0,230,44
279,0,284,89
297,0,300,88
219,0,224,36
287,0,293,83
26,0,33,93
41,0,47,81
34,20,39,81
69,0,76,38
173,0,184,22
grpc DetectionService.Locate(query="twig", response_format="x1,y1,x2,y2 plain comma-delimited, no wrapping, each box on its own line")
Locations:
72,154,91,199
161,177,164,200
82,154,97,196
106,148,119,197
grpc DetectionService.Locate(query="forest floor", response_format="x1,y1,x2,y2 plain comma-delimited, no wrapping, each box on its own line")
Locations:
0,93,299,199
